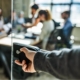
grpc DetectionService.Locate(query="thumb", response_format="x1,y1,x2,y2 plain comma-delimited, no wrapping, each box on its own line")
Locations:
20,47,32,61
20,47,36,62
20,47,28,54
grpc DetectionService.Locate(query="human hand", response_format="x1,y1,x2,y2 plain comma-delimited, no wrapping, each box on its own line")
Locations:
15,47,37,73
22,24,26,28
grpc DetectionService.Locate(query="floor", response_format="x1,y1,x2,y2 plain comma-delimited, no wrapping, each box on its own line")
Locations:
0,65,59,80
0,68,9,80
27,72,59,80
0,63,59,80
13,72,59,80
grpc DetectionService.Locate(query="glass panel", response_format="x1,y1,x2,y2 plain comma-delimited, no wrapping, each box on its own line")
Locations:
35,0,51,4
52,5,70,22
52,0,71,3
73,0,80,2
70,5,80,25
39,5,51,10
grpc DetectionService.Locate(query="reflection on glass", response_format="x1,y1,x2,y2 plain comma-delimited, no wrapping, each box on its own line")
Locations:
73,0,80,2
52,0,71,3
52,5,69,22
39,5,51,10
70,5,80,24
35,0,51,4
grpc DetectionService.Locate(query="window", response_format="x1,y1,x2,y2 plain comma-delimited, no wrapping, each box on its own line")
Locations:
34,0,80,26
73,0,80,3
71,5,80,24
52,0,71,3
35,0,51,4
52,5,69,22
35,0,51,11
39,4,51,10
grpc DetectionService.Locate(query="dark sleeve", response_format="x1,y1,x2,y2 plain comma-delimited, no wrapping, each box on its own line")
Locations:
34,48,80,79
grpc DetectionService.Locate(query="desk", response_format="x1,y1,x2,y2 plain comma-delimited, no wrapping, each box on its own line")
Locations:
0,31,7,39
0,37,38,47
56,26,63,30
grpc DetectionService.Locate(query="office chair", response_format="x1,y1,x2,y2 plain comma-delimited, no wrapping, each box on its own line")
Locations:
57,25,76,49
46,29,61,50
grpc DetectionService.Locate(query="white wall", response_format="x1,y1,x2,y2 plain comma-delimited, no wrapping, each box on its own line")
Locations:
72,27,80,43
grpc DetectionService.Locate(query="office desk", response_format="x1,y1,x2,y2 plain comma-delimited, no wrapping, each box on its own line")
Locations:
0,31,7,39
0,37,36,47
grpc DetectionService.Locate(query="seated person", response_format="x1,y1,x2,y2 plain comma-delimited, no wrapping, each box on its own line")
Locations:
61,11,72,48
34,10,54,49
12,11,17,28
17,11,25,25
22,4,40,28
61,11,72,38
2,23,12,34
0,10,12,35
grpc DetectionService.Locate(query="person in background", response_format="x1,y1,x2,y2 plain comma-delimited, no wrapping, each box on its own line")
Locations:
0,8,4,32
0,9,12,35
3,13,12,35
30,4,39,24
17,11,25,25
34,10,54,49
61,11,72,48
12,11,17,28
22,4,40,28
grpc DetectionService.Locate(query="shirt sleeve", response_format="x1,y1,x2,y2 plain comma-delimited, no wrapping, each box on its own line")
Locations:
3,23,12,32
34,48,80,79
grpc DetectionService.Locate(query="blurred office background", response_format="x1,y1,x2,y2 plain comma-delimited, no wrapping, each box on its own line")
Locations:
13,0,80,43
0,0,80,80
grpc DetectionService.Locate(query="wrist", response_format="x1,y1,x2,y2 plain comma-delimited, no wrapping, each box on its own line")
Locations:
29,50,37,62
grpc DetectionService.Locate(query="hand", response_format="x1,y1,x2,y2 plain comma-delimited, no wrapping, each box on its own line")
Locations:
22,23,31,28
22,24,26,28
15,47,37,73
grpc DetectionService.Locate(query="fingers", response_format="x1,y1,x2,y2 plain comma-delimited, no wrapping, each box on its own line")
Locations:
20,47,36,62
22,60,26,66
15,60,28,72
20,47,28,55
15,60,22,66
15,60,36,73
22,63,32,73
22,64,27,72
15,60,26,66
20,47,31,60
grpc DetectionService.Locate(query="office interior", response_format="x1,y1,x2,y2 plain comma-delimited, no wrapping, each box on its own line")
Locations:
0,0,80,80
